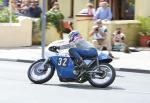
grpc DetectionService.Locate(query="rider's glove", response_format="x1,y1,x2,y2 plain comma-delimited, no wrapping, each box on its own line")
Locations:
53,46,60,50
49,46,60,52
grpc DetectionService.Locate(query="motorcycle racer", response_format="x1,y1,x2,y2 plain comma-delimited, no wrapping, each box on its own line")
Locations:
54,30,98,69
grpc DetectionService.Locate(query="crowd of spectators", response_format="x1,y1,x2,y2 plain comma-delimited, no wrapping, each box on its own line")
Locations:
79,0,112,21
80,0,130,56
0,0,41,18
8,0,42,18
1,0,132,54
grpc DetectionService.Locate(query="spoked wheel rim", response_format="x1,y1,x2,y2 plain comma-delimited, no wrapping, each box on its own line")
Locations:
29,61,52,81
90,64,113,85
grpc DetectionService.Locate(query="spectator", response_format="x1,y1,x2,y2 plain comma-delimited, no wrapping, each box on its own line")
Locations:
34,0,39,5
79,2,95,16
89,19,114,58
147,40,150,47
19,0,30,16
10,0,27,16
94,1,112,20
27,0,42,18
90,19,107,50
48,1,65,39
3,0,9,6
112,27,130,53
50,1,60,12
11,0,22,14
21,0,30,8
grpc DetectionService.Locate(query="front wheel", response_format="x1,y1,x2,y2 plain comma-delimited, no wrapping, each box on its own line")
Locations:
27,59,55,84
88,64,116,88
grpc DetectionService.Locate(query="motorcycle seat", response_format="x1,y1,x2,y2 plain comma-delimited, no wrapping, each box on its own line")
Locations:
70,54,97,61
69,48,98,60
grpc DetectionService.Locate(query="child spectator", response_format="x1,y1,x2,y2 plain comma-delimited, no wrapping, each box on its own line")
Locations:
112,27,130,53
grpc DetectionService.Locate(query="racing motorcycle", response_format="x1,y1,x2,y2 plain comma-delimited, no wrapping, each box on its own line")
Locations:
27,40,116,88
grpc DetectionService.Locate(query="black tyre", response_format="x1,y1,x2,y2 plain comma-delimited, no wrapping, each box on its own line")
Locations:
88,63,116,88
27,59,55,84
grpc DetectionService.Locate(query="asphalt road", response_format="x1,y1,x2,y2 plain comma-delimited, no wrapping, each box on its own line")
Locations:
0,61,150,103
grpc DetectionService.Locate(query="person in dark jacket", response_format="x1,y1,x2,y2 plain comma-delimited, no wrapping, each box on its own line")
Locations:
27,0,42,18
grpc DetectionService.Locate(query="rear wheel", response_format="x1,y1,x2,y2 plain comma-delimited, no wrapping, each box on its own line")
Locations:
27,59,55,84
88,64,116,88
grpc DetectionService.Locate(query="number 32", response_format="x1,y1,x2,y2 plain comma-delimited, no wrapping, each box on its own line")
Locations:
58,57,68,67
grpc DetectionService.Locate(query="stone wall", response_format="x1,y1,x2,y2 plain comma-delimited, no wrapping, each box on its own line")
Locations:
75,15,140,46
0,17,32,47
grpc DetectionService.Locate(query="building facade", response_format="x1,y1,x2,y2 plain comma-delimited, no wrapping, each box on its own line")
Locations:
43,0,150,19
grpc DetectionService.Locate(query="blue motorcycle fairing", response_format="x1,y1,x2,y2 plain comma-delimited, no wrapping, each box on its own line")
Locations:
50,56,76,79
98,52,112,63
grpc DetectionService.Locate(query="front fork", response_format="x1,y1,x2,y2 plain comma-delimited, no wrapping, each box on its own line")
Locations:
38,58,50,71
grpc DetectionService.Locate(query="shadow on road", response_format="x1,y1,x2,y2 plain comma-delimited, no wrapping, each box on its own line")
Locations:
41,83,125,91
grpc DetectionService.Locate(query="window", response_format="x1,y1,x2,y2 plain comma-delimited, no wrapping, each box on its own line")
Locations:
121,0,135,20
111,0,135,20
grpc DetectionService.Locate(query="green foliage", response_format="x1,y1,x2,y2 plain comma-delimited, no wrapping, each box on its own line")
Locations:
46,10,64,32
0,0,3,4
0,7,18,23
138,16,150,36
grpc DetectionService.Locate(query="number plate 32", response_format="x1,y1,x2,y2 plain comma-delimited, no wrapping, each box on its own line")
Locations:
57,57,68,67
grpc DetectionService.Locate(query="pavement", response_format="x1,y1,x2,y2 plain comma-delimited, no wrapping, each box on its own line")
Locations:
0,46,150,74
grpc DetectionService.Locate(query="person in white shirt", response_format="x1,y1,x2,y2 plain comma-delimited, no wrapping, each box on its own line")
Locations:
90,19,115,58
90,19,108,49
